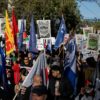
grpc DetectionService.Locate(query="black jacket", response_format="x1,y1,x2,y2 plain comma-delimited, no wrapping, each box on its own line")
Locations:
47,76,73,100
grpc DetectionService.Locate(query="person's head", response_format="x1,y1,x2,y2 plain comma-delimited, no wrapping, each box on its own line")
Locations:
6,68,12,78
31,85,47,100
28,52,33,60
23,56,29,65
64,34,69,44
20,68,28,81
32,75,42,87
50,63,62,78
80,87,85,95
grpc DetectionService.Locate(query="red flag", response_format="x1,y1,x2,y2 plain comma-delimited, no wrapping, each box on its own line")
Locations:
44,39,47,49
12,63,20,84
12,8,19,51
23,31,27,39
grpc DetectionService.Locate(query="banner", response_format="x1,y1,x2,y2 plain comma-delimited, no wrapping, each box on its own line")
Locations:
76,34,87,51
87,33,99,51
98,34,100,50
5,11,15,55
0,18,5,38
37,38,44,51
37,20,51,38
83,27,93,39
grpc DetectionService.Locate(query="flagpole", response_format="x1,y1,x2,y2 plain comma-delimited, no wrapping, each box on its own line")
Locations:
13,93,18,100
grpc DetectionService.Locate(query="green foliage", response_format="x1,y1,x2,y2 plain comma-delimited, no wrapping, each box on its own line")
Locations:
0,0,81,35
93,21,100,30
0,0,7,15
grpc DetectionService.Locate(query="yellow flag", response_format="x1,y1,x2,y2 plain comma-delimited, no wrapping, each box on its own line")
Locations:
5,10,15,55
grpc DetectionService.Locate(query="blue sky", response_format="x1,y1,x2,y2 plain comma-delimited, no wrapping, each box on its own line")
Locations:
77,1,100,19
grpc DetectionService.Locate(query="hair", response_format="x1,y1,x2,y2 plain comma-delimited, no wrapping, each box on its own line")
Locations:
20,68,28,76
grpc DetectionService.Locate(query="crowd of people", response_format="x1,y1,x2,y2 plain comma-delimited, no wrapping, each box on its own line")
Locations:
0,36,100,100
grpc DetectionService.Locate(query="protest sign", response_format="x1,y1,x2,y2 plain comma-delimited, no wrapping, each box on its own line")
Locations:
37,38,44,50
87,33,99,51
83,27,93,39
0,18,5,38
76,34,87,51
37,20,51,38
98,34,100,50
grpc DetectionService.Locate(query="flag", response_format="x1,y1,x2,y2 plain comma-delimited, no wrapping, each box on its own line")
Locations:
18,19,25,51
22,53,47,87
0,47,8,90
54,15,67,50
46,39,52,53
64,37,77,91
29,16,38,53
5,10,15,55
12,8,19,51
23,32,27,40
43,39,47,49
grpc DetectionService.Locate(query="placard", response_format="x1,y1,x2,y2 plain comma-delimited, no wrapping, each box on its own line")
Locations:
83,27,93,38
37,20,51,38
87,33,98,51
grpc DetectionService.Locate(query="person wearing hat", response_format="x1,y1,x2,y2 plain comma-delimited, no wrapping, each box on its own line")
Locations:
31,85,47,100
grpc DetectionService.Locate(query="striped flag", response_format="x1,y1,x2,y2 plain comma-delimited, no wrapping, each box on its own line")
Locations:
22,53,47,87
12,8,19,51
54,15,67,50
64,37,77,91
5,10,15,55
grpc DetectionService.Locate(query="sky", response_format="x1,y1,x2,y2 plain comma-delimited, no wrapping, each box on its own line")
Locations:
77,1,100,19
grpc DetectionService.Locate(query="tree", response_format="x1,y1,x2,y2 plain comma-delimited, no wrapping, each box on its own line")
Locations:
0,0,7,15
2,0,81,35
93,21,100,30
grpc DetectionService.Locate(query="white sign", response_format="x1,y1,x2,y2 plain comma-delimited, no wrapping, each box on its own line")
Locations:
76,34,87,51
37,39,44,50
98,34,100,50
51,37,55,45
37,20,51,38
87,33,99,51
18,19,26,31
0,18,5,38
83,27,93,39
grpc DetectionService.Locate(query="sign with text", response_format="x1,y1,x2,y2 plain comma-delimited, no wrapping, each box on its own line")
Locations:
0,18,5,38
37,20,51,38
37,39,44,50
83,27,93,39
87,33,99,51
76,34,87,51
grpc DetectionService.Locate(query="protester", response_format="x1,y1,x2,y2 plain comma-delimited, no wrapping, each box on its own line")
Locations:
47,61,73,100
6,67,15,100
12,60,20,85
31,85,47,100
76,51,85,94
94,54,100,100
14,68,29,100
75,87,85,100
18,75,44,100
28,52,33,66
20,54,33,68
